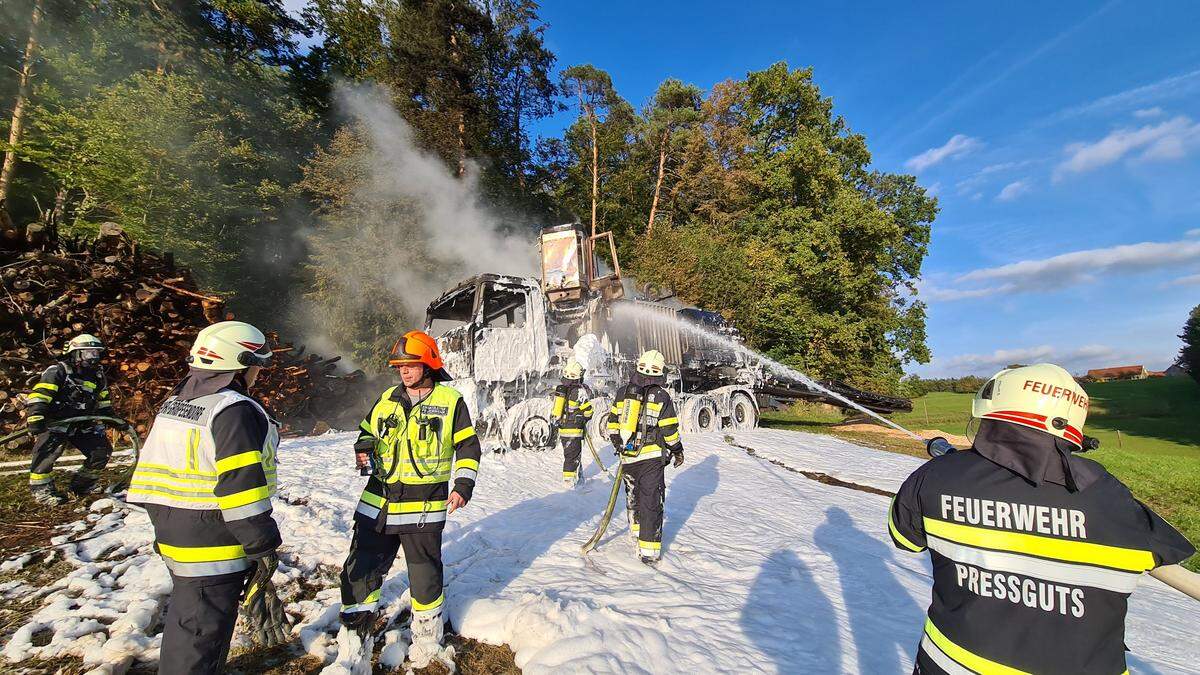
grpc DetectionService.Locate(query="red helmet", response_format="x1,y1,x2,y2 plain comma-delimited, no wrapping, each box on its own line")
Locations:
388,330,451,381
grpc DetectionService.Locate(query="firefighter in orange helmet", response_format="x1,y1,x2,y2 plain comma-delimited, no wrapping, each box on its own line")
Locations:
336,331,482,667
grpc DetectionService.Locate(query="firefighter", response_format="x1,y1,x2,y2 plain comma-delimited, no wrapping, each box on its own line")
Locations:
606,350,684,565
24,334,117,504
888,363,1195,675
338,330,482,668
127,321,288,674
549,358,595,487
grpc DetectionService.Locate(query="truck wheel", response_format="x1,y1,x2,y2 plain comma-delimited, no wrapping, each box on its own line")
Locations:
680,396,720,434
586,397,611,444
729,392,759,431
503,397,554,451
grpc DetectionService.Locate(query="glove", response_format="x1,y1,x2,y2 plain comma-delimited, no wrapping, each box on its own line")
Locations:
670,449,684,468
241,553,292,647
547,421,559,446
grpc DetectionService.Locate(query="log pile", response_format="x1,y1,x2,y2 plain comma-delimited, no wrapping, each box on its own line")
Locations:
1,223,378,443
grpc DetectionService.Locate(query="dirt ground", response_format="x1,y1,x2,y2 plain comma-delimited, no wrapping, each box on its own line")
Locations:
833,422,971,449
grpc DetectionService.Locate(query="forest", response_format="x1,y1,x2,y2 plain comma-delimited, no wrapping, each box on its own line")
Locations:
1,0,938,393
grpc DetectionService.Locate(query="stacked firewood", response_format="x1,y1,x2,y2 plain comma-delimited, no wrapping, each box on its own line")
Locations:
1,223,377,443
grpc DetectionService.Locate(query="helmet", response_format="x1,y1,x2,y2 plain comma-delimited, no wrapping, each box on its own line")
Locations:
562,359,584,381
636,350,666,377
389,330,451,381
65,334,105,366
972,363,1089,448
188,321,273,371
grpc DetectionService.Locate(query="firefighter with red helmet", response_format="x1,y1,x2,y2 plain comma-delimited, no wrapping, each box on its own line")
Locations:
889,364,1195,674
337,330,482,667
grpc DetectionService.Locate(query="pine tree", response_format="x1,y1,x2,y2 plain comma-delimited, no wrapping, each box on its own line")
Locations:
1179,304,1200,384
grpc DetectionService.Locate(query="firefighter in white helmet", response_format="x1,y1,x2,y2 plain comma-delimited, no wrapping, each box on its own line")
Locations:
888,364,1194,674
128,321,290,673
549,358,595,487
605,350,684,565
24,334,117,504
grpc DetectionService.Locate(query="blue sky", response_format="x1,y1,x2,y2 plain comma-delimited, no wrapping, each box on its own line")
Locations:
527,0,1200,377
286,0,1200,376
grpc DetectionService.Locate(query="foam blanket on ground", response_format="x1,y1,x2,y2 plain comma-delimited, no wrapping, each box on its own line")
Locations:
3,430,1198,673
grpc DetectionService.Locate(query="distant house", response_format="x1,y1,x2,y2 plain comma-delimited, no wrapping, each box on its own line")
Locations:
1165,362,1190,378
1086,365,1149,382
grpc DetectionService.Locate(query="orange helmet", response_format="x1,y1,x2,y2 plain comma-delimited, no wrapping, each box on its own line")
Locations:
389,330,452,381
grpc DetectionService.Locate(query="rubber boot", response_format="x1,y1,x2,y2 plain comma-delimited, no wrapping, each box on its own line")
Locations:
31,483,68,506
407,608,450,669
69,469,100,496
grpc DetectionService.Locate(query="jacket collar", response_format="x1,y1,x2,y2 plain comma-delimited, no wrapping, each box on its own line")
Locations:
176,368,248,402
972,419,1102,492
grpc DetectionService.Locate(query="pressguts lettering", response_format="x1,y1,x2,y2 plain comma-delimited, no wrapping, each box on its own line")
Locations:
420,405,449,416
954,562,1085,618
1022,379,1089,410
159,398,206,421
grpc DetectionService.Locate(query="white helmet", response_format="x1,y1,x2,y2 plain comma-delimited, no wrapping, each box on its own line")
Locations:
972,363,1089,448
65,334,105,366
188,321,273,371
562,358,584,381
636,350,666,376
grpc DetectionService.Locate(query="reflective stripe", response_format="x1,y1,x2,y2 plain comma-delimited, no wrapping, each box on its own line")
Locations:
638,540,661,558
359,490,385,508
133,465,218,482
563,471,578,477
920,635,975,675
218,485,272,510
454,458,479,472
889,498,925,552
657,417,679,427
129,481,219,499
455,467,478,482
620,445,665,465
33,382,59,392
646,401,663,412
927,534,1142,593
453,426,476,444
163,558,251,577
923,518,1156,572
158,542,245,562
386,500,447,513
98,401,113,408
356,502,381,519
100,390,110,399
359,420,372,434
343,589,382,614
413,592,444,612
924,618,1028,675
81,381,98,391
26,415,44,423
137,462,217,477
663,432,680,444
216,450,263,474
560,429,584,438
26,392,53,403
29,472,53,486
221,499,273,521
386,511,448,526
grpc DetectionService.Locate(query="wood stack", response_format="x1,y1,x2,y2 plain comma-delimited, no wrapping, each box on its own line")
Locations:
1,223,378,445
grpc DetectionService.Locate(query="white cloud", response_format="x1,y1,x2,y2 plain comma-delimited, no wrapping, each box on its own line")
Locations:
1054,116,1200,179
922,239,1200,301
1187,228,1200,238
937,344,1120,377
905,134,982,172
1049,68,1200,122
1167,273,1200,287
1133,107,1164,119
995,180,1030,202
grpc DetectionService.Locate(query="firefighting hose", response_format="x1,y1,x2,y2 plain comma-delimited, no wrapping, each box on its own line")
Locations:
585,435,613,477
925,437,1200,602
581,462,625,555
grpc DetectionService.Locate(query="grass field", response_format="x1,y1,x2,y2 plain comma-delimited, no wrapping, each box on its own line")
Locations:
764,377,1200,571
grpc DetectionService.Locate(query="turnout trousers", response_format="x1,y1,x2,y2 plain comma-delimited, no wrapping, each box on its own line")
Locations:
622,458,665,560
159,569,248,675
29,429,112,492
562,437,583,481
339,524,445,619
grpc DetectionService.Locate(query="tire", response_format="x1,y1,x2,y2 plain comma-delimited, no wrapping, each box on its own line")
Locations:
502,397,554,451
680,395,720,434
729,392,759,431
586,396,611,444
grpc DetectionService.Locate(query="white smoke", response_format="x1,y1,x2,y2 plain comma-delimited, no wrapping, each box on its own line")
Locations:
338,83,537,316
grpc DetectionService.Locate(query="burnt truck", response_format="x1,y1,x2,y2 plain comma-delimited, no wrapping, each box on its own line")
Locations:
425,223,911,450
